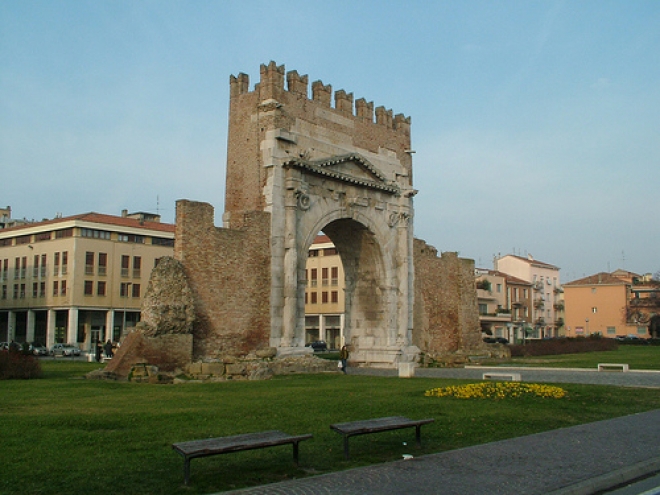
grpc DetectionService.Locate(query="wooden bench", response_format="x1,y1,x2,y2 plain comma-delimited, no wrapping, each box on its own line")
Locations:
598,363,629,372
330,416,434,460
483,372,521,381
172,430,313,485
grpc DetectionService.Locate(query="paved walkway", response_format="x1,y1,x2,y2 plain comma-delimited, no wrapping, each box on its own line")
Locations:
218,367,660,495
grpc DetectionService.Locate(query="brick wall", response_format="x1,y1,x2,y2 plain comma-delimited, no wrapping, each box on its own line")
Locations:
175,200,271,359
413,239,484,359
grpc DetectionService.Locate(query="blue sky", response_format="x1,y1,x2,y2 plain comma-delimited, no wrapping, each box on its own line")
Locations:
1,1,658,281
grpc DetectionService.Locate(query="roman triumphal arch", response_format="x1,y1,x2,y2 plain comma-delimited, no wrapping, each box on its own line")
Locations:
224,62,420,367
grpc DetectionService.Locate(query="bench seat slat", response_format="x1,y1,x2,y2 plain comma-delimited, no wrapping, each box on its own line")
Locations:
173,430,312,456
330,416,434,435
172,430,313,485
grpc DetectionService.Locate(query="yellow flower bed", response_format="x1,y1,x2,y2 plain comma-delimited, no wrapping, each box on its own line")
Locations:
424,382,567,400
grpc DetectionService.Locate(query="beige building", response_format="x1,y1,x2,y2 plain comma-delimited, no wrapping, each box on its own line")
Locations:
0,211,174,351
475,269,510,336
304,234,345,349
494,254,563,338
564,271,652,338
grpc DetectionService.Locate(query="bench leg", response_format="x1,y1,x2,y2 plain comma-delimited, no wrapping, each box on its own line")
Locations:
293,441,300,466
183,456,191,486
416,425,422,448
343,435,350,460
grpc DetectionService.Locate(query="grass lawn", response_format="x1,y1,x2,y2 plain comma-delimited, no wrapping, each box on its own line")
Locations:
493,345,660,369
2,359,660,495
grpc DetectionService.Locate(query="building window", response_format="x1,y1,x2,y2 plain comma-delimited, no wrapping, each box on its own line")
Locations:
331,291,338,303
592,307,598,314
308,249,319,257
132,284,140,298
322,267,328,286
479,304,488,315
121,255,129,277
85,252,94,275
97,281,106,296
2,259,7,281
40,254,46,277
53,281,59,296
16,235,31,245
310,292,317,304
133,256,141,278
606,326,616,335
98,253,107,276
20,283,25,298
84,281,94,296
61,251,68,275
39,282,45,297
14,257,19,279
13,284,18,299
310,268,317,287
322,291,328,303
118,234,144,243
32,282,38,298
61,280,67,296
1,285,6,300
331,266,338,286
36,231,51,242
55,228,73,239
33,255,40,277
152,237,174,247
81,228,111,240
324,247,337,256
21,257,27,279
120,282,132,297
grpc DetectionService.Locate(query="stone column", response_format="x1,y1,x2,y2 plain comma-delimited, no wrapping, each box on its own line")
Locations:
46,309,56,348
105,310,115,342
7,310,16,342
67,307,78,344
26,309,35,343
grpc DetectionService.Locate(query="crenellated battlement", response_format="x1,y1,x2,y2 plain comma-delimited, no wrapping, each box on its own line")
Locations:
229,61,410,131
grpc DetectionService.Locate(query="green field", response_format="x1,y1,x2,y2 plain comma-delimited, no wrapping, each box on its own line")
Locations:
497,345,660,369
2,356,660,495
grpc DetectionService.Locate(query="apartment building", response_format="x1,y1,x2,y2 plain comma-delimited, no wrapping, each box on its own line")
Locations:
304,235,345,350
494,254,564,338
0,211,175,351
563,271,658,338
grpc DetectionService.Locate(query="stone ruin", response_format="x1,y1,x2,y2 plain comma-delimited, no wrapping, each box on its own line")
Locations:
88,62,505,382
89,256,336,382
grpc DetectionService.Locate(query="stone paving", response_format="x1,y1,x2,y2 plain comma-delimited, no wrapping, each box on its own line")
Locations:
215,367,660,495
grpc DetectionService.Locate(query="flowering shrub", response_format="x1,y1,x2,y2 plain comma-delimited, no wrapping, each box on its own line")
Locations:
425,382,566,400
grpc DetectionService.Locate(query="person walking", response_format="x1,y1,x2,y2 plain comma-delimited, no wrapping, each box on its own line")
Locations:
339,345,349,374
95,340,103,362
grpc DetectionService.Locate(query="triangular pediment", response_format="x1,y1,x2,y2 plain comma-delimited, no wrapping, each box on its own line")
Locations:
283,153,400,194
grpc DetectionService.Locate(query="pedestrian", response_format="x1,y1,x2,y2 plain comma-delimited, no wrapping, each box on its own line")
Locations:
339,345,349,374
104,340,113,358
95,340,102,362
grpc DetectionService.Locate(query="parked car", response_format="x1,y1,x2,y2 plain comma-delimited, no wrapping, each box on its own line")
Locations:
50,343,82,356
0,342,8,351
305,340,328,352
483,337,509,344
30,343,49,356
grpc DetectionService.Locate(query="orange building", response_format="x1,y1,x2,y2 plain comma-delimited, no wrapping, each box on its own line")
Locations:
563,272,647,338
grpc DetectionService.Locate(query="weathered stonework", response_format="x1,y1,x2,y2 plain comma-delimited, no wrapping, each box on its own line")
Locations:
139,257,195,337
219,61,418,367
413,241,503,364
106,62,485,377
